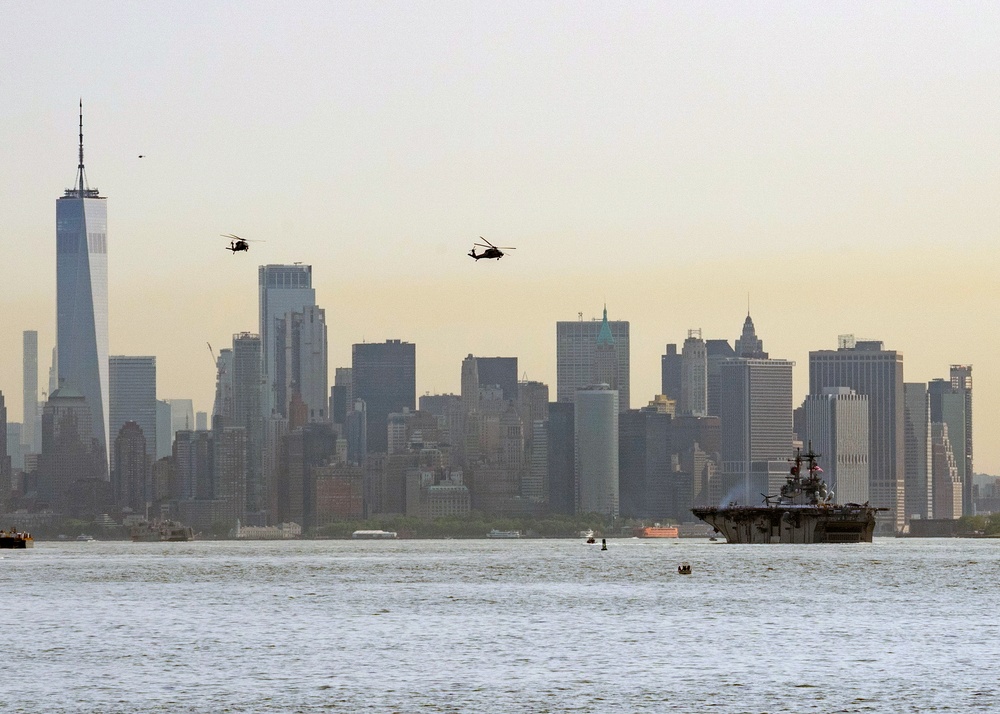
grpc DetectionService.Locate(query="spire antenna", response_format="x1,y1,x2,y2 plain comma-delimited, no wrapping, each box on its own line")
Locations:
77,99,86,193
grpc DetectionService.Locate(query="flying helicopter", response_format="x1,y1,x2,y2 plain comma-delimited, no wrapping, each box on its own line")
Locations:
468,237,516,261
221,233,264,253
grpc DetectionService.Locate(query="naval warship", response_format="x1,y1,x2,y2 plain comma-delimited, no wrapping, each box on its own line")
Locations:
691,447,885,544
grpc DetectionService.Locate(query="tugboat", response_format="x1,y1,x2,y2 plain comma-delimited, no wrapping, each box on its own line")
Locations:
690,445,886,544
0,529,34,549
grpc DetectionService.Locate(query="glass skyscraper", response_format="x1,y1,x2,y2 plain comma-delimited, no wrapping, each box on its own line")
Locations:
56,103,109,473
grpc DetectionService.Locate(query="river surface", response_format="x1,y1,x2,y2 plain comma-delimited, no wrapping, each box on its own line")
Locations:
2,538,998,713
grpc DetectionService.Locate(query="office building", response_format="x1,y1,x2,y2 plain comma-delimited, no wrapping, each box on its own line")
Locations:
705,339,736,417
476,357,518,401
352,340,415,454
196,412,208,431
109,356,157,470
56,103,109,470
232,333,264,515
22,331,40,454
720,358,794,502
931,423,962,520
618,408,672,520
803,388,869,504
259,264,316,418
680,330,707,417
810,338,905,532
903,383,933,521
575,385,619,517
112,421,148,514
556,307,630,410
0,394,9,508
155,399,172,459
547,402,575,515
930,366,973,516
274,304,328,421
661,344,682,403
734,313,768,358
39,385,103,507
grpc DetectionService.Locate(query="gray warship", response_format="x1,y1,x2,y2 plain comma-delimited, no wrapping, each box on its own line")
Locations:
691,447,885,544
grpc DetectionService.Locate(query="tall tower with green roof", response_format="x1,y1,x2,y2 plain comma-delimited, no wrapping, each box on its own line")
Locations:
556,306,629,411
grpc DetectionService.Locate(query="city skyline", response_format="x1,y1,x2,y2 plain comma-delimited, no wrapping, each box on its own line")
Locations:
3,4,1000,470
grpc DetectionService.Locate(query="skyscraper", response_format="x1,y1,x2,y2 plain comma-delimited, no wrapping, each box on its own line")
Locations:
352,340,415,454
810,339,905,532
719,357,794,502
109,356,157,470
661,344,682,403
476,357,518,402
232,333,263,515
22,331,39,454
680,330,707,417
949,365,973,516
274,305,328,421
903,383,932,521
259,264,316,418
803,388,869,504
556,307,630,410
56,102,109,472
575,385,619,517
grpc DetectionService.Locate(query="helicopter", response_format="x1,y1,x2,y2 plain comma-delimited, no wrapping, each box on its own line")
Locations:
469,236,516,261
221,233,264,253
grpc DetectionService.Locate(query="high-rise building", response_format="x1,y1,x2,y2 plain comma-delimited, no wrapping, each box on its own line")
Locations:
155,399,172,460
476,357,518,402
0,393,9,508
352,340,415,454
661,344,682,403
39,385,103,507
575,385,619,517
803,388,869,504
705,339,736,418
56,103,109,471
274,305,328,421
903,383,933,521
618,408,672,520
547,402,575,515
173,430,214,501
950,365,973,515
259,264,316,418
680,330,708,417
112,421,148,514
214,426,247,528
22,331,40,454
720,358,794,502
109,356,157,470
460,355,480,414
931,422,962,520
809,339,905,531
556,308,630,410
734,313,768,358
232,333,264,515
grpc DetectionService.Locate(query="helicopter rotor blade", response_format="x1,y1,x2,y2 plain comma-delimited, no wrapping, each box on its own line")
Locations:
479,236,497,248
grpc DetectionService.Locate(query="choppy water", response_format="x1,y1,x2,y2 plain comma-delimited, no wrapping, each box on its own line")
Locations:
2,538,999,713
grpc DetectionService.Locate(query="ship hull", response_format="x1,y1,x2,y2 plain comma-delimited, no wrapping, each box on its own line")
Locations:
690,506,879,544
0,537,33,549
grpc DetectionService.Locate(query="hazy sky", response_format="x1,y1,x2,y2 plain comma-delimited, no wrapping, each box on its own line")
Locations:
3,2,1000,469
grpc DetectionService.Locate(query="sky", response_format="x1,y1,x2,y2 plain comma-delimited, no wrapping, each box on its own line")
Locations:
2,2,1000,469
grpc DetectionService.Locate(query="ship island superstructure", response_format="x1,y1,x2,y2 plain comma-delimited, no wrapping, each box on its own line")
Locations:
691,446,885,544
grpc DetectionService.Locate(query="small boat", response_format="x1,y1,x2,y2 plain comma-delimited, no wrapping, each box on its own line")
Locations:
586,536,596,544
76,534,95,542
677,562,692,575
486,529,521,539
0,530,34,549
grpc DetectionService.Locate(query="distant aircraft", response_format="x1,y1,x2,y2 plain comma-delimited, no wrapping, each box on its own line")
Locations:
221,233,264,254
138,155,146,158
469,236,516,261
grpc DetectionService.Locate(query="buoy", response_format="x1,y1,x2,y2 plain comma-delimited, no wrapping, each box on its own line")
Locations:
601,538,608,551
677,561,692,575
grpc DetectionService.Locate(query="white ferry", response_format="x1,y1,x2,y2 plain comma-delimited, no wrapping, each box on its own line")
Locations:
486,529,521,539
351,530,398,540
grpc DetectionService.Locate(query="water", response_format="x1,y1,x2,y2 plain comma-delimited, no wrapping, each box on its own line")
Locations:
2,538,999,712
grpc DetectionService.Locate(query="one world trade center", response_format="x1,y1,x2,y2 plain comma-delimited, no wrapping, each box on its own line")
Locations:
56,101,109,473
